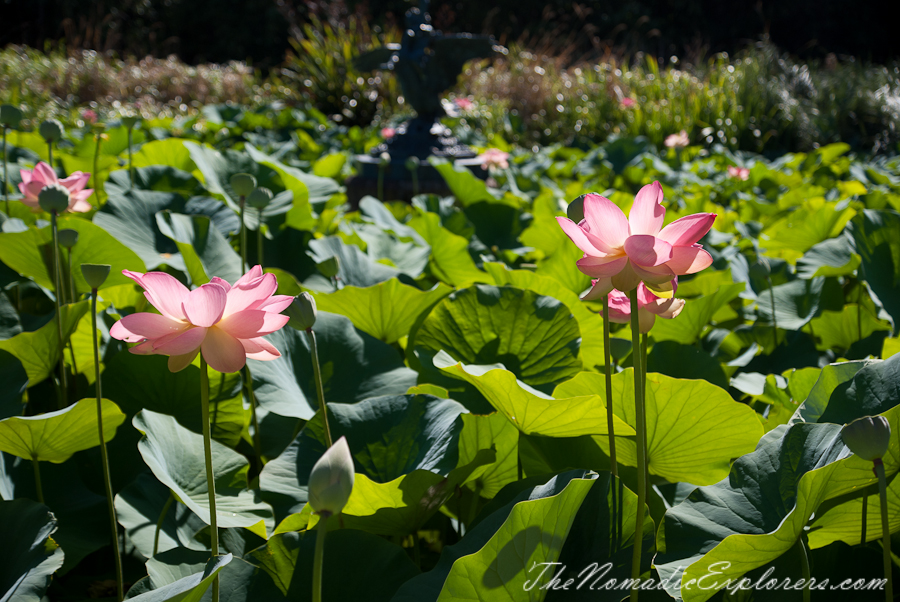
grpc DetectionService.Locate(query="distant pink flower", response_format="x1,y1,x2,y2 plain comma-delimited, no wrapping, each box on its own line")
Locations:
18,162,93,213
381,127,396,139
621,97,636,109
82,109,98,124
454,97,474,111
557,181,716,296
110,266,292,373
480,148,509,170
727,166,750,181
665,130,690,148
587,280,685,333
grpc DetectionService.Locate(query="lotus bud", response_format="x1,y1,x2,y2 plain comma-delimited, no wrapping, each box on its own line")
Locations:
247,187,273,209
81,264,111,289
405,156,420,171
317,256,340,278
39,119,64,142
842,416,891,462
379,152,391,167
308,436,354,518
287,292,317,331
38,184,70,213
121,115,140,130
230,173,256,198
0,105,22,129
58,229,79,249
567,195,586,223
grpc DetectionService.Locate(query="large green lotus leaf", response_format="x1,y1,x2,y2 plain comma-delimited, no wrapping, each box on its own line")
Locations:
650,282,744,344
646,340,729,389
182,142,257,208
133,549,256,602
103,353,245,448
114,472,208,559
412,285,583,391
796,235,861,278
156,211,242,286
847,209,900,334
484,263,608,371
133,410,273,535
0,499,65,602
105,165,201,199
94,188,187,270
429,157,498,206
519,212,591,295
437,357,633,438
817,354,900,425
408,212,489,287
132,138,197,172
126,554,232,602
0,397,125,463
352,223,431,279
809,304,890,354
0,218,146,294
311,279,451,344
249,312,417,420
306,236,409,289
246,144,338,205
761,200,855,255
391,471,591,602
247,529,418,602
0,292,22,340
555,370,763,485
458,412,518,498
755,276,825,331
0,350,28,419
654,407,900,602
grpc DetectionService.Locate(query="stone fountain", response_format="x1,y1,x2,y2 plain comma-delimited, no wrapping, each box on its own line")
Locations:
346,0,504,204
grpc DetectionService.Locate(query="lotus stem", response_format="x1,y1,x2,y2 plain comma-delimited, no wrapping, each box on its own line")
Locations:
306,329,333,448
243,364,264,470
875,460,893,602
629,288,648,602
47,140,53,170
239,197,247,273
3,126,8,216
797,534,811,602
199,356,220,602
67,248,75,304
257,228,264,268
92,288,123,601
127,129,134,189
51,211,67,408
153,491,175,557
767,275,777,348
32,456,44,504
93,133,103,205
312,514,329,602
862,494,868,546
601,295,618,478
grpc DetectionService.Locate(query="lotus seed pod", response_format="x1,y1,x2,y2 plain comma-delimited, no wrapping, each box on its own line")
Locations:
405,156,420,171
230,173,257,198
246,187,273,209
0,105,22,129
287,292,317,331
58,229,79,249
379,152,391,166
566,195,585,223
308,436,355,517
121,115,140,130
39,119,64,142
317,256,340,278
842,416,891,461
38,184,70,213
81,264,111,289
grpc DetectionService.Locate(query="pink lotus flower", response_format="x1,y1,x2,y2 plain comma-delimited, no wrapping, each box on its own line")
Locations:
665,130,690,148
480,148,510,170
18,162,93,213
381,127,396,139
82,109,98,124
587,280,685,333
110,266,292,373
621,97,636,109
727,166,750,181
454,97,474,111
557,181,716,297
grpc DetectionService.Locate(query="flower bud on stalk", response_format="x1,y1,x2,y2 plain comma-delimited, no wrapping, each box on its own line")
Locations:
230,173,257,199
247,187,273,209
39,119,64,143
842,416,891,463
288,293,317,332
0,105,22,129
58,229,79,249
38,184,70,213
81,264,111,290
317,257,340,279
308,436,354,518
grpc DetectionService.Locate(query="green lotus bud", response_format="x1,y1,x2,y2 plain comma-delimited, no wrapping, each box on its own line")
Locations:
39,119,64,142
317,256,340,278
0,105,22,129
58,228,79,249
230,173,257,198
567,195,586,223
81,263,111,289
38,184,70,213
842,416,891,462
246,187,273,209
287,292,317,331
308,436,354,517
379,152,391,167
405,156,420,171
121,115,140,130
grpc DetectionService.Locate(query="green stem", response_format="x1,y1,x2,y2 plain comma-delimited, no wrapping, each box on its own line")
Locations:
875,460,893,602
767,275,777,348
47,140,53,169
93,134,103,205
306,329,333,448
127,129,134,189
243,364,264,468
239,197,247,273
601,295,617,478
629,289,647,602
862,494,868,545
51,211,67,408
797,534,811,602
200,356,219,602
257,228,264,269
153,491,175,557
32,456,44,504
67,248,75,304
3,126,8,216
93,289,123,601
312,515,329,602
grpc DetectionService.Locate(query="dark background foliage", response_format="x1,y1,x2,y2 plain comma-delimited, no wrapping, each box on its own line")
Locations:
0,0,896,69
